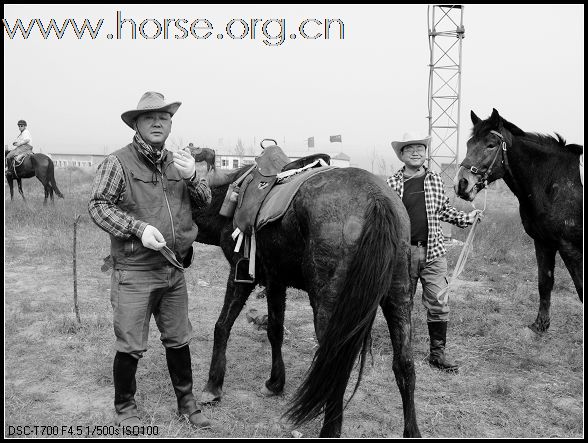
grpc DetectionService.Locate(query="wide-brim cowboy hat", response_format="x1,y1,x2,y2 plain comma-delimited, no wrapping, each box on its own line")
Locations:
121,91,181,129
391,132,431,160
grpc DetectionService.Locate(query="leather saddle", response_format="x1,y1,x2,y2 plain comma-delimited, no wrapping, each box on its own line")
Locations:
233,143,330,236
14,151,33,167
228,140,330,282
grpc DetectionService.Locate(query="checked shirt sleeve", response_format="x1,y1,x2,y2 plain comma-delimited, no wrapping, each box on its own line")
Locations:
438,193,472,228
88,155,148,240
386,171,404,198
187,176,212,211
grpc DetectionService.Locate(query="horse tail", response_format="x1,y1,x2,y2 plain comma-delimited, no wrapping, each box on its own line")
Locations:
283,187,402,426
47,159,64,198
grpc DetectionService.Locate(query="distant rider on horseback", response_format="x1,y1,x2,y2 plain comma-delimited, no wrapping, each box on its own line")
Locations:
5,119,34,173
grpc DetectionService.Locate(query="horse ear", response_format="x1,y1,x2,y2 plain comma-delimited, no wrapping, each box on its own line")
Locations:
490,108,500,126
470,110,481,125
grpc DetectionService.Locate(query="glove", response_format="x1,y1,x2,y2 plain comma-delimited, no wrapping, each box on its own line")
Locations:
172,147,196,180
141,225,166,251
468,209,484,224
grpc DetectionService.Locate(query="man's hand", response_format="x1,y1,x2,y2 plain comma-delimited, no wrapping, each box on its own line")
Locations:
468,209,484,224
172,147,196,180
141,225,166,250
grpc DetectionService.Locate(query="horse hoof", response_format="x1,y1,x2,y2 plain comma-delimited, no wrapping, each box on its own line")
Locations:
260,385,279,397
200,390,222,404
519,327,535,341
528,323,547,336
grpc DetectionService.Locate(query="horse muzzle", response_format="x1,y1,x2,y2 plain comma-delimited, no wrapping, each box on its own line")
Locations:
455,169,479,201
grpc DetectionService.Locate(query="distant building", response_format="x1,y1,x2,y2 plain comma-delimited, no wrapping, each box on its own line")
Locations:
214,150,351,170
50,153,106,168
48,149,352,170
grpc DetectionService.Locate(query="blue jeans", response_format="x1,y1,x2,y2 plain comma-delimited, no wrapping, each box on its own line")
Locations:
110,267,193,358
409,245,450,322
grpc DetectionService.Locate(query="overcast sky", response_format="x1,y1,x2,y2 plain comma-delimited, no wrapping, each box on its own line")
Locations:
3,4,584,172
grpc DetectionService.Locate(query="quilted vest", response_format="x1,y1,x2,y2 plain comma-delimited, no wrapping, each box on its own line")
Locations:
109,142,198,270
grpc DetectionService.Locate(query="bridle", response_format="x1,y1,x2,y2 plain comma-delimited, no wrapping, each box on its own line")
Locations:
459,129,508,190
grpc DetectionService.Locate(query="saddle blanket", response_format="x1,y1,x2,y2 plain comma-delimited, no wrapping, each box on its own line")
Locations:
256,165,338,231
14,151,33,166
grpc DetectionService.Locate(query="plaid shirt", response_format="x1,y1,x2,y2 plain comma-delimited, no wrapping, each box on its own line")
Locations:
387,167,475,262
88,151,211,240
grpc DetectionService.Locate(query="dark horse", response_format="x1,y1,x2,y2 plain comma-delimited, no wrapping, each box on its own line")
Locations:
456,109,583,334
191,152,420,438
5,153,64,205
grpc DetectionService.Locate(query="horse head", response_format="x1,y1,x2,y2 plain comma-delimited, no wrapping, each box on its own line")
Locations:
456,108,516,201
186,145,216,171
186,146,244,188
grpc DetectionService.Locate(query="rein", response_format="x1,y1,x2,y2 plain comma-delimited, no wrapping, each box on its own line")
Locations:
449,189,486,285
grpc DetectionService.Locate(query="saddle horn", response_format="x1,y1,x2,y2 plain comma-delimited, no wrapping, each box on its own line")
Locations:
260,139,278,150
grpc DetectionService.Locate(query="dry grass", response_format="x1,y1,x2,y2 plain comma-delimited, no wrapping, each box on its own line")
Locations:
4,172,583,438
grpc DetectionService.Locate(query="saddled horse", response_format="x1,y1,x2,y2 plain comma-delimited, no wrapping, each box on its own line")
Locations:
5,152,64,205
455,109,583,334
191,149,420,438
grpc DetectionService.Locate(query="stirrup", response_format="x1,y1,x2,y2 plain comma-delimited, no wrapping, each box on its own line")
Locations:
234,257,254,283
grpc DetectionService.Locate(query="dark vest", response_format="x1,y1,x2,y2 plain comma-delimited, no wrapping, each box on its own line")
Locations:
109,142,198,270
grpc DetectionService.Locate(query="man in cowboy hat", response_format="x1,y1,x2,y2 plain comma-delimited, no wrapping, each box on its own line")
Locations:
387,132,482,373
5,119,34,172
88,91,212,428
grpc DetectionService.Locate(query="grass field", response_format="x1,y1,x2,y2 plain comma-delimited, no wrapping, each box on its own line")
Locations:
4,167,583,438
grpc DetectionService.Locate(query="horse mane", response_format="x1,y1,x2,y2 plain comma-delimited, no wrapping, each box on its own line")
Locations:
520,132,583,156
473,114,583,156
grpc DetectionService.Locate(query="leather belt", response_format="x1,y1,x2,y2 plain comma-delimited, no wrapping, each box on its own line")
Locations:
411,241,427,247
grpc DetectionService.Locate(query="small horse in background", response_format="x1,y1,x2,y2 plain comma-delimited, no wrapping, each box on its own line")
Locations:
186,145,216,171
191,148,420,438
456,108,583,334
5,152,64,205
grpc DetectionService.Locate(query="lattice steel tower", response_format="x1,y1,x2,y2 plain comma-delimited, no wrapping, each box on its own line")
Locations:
426,5,465,184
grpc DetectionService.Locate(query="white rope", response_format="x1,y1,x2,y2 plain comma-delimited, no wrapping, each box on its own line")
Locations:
449,188,487,285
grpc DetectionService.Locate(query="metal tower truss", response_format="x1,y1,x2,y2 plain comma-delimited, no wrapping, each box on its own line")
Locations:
427,4,465,185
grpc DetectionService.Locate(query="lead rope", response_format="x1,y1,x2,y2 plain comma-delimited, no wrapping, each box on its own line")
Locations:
449,188,487,285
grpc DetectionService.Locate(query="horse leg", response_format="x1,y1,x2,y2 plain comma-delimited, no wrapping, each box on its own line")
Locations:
261,279,287,396
7,177,14,200
48,182,55,204
201,266,255,403
380,295,421,437
319,399,344,438
529,240,556,334
309,282,342,438
42,182,49,206
17,178,25,201
558,243,583,302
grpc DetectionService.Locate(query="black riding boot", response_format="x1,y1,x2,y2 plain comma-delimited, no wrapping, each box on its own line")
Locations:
113,352,141,425
427,321,459,373
165,345,211,428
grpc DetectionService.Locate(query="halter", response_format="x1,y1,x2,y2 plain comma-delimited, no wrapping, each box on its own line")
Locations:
460,129,508,190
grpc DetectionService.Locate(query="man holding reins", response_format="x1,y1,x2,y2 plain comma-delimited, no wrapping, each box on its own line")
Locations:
388,132,482,373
